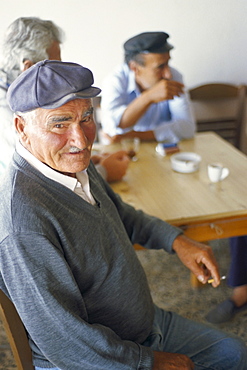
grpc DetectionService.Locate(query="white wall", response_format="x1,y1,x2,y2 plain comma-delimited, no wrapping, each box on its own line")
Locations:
1,1,247,151
0,0,247,90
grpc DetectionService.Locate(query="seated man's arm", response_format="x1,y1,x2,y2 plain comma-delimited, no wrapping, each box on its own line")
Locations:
1,232,154,369
118,78,184,130
172,234,220,287
101,66,195,143
105,184,220,287
153,89,196,142
105,89,195,144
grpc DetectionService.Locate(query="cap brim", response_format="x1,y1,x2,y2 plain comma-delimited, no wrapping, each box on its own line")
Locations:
41,86,101,109
142,42,174,54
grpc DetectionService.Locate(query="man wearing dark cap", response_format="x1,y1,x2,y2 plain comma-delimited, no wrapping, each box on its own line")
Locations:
101,31,195,143
0,60,246,369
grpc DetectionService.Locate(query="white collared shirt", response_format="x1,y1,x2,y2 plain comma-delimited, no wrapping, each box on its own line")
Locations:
16,142,96,205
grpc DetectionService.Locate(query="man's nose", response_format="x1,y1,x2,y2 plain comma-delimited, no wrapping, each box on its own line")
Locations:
162,66,172,80
70,124,88,148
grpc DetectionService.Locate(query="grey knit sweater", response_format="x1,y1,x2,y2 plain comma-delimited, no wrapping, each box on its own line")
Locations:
0,152,182,369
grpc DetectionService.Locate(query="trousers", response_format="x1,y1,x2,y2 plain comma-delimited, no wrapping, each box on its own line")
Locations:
35,305,247,369
142,305,247,369
228,236,247,287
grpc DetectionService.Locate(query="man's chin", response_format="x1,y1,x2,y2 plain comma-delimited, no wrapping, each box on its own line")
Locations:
54,162,90,177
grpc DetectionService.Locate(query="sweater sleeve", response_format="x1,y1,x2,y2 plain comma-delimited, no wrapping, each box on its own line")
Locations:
0,232,154,369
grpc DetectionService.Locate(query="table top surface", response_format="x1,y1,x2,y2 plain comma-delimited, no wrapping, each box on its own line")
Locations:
94,132,247,225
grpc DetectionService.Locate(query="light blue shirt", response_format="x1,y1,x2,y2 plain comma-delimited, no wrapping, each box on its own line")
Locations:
101,63,196,142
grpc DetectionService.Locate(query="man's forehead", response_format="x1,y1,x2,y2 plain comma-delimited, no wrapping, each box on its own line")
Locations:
35,99,93,122
143,52,170,65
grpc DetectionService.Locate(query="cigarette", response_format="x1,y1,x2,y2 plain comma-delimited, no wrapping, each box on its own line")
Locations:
208,275,226,284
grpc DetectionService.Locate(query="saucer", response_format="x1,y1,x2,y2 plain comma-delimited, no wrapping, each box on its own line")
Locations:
170,152,201,173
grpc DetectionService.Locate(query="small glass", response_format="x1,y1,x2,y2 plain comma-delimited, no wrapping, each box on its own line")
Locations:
121,137,140,161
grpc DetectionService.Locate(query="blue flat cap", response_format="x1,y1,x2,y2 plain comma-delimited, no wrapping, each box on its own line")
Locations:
7,60,101,113
124,31,173,56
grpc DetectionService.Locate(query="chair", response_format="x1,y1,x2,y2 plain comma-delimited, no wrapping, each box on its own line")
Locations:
189,83,246,149
0,290,34,370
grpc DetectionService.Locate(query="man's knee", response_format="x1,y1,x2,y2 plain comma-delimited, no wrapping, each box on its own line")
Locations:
222,337,247,369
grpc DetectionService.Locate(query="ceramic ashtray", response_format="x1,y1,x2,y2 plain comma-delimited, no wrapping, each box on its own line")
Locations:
170,152,202,173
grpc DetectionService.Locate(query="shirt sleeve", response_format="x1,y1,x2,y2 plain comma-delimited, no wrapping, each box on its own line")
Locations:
153,90,196,142
101,65,196,141
101,64,135,136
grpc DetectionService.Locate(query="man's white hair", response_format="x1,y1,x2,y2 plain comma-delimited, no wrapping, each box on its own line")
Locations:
0,17,64,84
15,109,38,124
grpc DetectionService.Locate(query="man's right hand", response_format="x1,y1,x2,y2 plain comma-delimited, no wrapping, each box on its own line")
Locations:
153,351,194,369
147,79,184,103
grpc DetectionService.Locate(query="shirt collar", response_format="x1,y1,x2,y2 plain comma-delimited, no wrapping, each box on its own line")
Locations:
16,141,84,191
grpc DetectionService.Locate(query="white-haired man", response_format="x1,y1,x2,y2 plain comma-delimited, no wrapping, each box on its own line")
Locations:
0,17,129,181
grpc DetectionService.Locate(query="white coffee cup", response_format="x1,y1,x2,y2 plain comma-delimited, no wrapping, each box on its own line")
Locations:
207,163,229,183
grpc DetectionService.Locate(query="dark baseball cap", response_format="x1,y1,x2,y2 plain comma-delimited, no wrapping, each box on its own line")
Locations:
7,60,101,113
124,31,173,56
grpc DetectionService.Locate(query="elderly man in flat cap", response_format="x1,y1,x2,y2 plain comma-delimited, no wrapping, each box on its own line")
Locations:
0,60,246,370
101,31,195,143
0,17,130,182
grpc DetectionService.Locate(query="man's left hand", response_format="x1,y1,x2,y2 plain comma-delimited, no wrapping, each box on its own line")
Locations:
92,151,130,182
172,235,220,287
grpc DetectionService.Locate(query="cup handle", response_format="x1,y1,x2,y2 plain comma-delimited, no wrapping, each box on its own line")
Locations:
221,167,229,180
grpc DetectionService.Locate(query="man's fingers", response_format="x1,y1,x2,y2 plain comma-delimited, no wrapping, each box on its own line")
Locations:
196,257,220,287
164,80,184,98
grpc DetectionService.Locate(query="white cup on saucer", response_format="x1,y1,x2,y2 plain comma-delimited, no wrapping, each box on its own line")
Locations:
207,163,229,183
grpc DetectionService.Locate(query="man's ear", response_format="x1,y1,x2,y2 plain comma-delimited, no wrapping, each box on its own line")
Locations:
21,59,34,72
129,60,142,77
128,60,138,72
14,115,29,145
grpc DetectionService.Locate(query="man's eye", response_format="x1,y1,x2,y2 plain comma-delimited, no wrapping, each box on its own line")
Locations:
54,123,65,128
82,116,92,124
50,123,68,132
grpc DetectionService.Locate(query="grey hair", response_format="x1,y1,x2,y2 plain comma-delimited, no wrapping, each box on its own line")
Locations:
124,52,146,67
1,17,64,83
15,109,37,123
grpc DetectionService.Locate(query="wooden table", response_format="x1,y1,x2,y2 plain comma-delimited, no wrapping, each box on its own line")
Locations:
94,132,247,285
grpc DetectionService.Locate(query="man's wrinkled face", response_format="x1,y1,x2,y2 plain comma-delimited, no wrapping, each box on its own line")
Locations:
16,99,96,177
132,52,172,91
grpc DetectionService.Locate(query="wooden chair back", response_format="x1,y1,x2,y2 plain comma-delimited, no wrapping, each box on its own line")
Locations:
0,290,34,370
189,83,246,149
